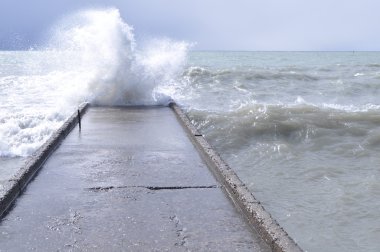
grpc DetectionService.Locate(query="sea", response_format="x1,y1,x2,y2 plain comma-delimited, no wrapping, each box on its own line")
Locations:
1,8,380,252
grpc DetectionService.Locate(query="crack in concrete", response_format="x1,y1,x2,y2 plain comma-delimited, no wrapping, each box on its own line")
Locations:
170,215,188,248
87,185,219,192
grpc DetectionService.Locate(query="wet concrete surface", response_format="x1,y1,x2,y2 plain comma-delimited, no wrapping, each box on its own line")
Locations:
0,107,270,251
0,158,25,196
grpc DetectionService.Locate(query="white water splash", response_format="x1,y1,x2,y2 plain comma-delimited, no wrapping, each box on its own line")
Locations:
47,8,189,106
0,8,190,157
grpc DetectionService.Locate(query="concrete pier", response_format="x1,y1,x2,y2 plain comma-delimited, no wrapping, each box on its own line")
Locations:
0,107,271,251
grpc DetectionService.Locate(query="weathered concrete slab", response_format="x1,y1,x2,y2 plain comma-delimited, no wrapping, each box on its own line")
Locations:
0,107,270,251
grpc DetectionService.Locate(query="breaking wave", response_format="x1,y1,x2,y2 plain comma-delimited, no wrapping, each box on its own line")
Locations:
0,8,189,157
183,66,321,82
46,8,189,106
188,102,380,154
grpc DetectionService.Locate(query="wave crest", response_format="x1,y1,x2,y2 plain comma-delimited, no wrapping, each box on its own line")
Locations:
182,66,320,83
0,8,190,158
47,8,190,106
188,102,380,153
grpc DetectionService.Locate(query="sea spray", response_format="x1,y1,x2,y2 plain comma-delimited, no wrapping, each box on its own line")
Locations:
0,8,190,157
46,8,189,106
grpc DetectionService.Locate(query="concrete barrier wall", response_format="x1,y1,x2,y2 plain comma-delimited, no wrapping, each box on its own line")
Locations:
0,103,89,219
170,102,303,252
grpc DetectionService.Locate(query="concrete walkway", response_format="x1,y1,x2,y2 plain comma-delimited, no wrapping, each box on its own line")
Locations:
0,107,270,251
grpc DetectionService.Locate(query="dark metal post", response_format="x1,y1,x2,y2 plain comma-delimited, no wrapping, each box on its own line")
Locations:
78,109,81,131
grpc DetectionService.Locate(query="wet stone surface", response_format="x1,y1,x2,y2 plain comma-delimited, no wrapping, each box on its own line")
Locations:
0,107,270,251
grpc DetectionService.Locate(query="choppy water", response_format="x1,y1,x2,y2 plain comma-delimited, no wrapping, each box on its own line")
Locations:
1,8,380,252
181,51,380,252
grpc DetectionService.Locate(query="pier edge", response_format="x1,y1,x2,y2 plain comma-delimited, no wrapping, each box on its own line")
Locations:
170,102,303,252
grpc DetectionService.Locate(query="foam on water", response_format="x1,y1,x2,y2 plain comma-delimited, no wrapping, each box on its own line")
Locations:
187,102,380,252
0,8,189,157
180,51,380,252
46,8,189,106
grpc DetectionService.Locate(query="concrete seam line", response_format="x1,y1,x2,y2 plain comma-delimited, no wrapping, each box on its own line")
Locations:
169,102,303,252
0,103,90,219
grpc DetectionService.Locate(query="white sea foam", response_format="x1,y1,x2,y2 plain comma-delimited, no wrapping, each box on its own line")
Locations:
0,8,190,157
47,8,189,106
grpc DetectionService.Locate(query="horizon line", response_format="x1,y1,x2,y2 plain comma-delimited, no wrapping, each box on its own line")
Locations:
1,48,380,53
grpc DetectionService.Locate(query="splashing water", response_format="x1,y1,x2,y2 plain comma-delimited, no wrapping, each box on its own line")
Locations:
47,8,189,106
0,8,189,157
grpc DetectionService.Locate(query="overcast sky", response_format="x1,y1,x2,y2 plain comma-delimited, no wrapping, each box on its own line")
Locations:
1,0,379,51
